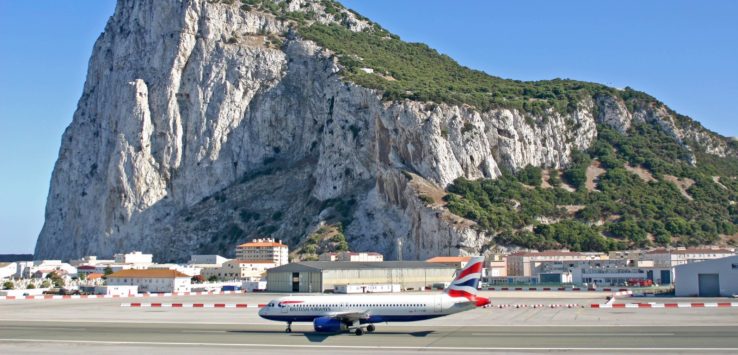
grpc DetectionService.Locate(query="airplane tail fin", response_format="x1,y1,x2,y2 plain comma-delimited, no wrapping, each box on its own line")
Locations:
444,256,487,306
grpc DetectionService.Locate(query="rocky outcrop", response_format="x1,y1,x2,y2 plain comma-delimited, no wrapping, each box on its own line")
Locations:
35,0,734,261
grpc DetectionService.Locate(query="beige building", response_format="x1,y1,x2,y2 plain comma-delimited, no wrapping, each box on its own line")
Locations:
507,250,606,277
319,251,384,262
426,256,472,269
201,260,275,281
236,238,288,266
107,269,191,293
114,251,153,266
644,248,735,268
266,261,457,293
70,256,114,267
488,255,508,277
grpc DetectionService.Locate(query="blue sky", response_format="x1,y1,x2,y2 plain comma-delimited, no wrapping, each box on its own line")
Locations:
0,0,736,254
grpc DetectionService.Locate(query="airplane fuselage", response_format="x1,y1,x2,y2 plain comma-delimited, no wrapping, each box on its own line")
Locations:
258,293,476,324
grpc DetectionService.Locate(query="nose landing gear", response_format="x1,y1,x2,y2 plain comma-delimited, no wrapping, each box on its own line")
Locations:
285,322,292,333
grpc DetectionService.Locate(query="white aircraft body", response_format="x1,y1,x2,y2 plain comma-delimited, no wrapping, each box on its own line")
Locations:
258,256,490,335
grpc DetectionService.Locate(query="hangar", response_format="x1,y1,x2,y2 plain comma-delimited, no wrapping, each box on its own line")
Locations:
265,261,457,293
674,255,738,297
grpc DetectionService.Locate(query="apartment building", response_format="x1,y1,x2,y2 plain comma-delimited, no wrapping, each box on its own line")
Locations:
235,238,288,266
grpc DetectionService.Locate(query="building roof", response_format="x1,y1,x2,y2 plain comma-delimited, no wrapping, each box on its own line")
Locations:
228,260,277,264
86,273,103,280
237,241,287,248
509,250,584,257
267,261,457,273
426,256,473,263
646,248,735,255
108,269,190,278
674,255,738,271
77,265,96,270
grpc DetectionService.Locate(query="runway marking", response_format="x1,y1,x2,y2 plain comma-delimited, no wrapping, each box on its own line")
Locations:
180,330,227,334
470,332,676,337
1,319,737,327
0,338,736,351
0,327,87,331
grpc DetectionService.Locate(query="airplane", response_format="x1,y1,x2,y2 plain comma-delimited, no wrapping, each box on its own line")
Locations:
258,256,490,335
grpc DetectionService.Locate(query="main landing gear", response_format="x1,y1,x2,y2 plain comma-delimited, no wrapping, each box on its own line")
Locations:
285,322,292,333
354,324,376,336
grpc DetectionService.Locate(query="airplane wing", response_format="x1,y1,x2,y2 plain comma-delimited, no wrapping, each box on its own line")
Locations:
325,310,370,322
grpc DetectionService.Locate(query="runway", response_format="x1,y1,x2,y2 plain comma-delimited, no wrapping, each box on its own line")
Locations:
1,320,738,353
3,293,738,353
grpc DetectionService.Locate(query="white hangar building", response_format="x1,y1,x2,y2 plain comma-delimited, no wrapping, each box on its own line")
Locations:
674,255,738,297
266,261,457,293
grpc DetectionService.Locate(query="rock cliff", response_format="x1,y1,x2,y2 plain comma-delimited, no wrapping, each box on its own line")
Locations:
35,0,736,261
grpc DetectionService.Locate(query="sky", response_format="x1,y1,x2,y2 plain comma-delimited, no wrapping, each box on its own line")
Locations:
0,1,736,254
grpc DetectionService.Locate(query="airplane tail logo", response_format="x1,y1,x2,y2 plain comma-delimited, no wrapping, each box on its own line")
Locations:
444,256,484,301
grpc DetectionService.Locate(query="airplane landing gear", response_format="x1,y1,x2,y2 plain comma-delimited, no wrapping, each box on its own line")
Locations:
366,324,375,332
285,322,292,333
354,328,364,336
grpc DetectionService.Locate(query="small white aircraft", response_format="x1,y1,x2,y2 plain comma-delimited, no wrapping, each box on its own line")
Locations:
258,256,490,335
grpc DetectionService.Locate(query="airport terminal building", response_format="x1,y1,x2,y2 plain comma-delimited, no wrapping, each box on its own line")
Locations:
266,261,457,293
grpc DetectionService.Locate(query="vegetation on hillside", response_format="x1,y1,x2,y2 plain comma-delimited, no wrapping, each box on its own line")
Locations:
299,23,618,115
446,123,738,252
294,224,349,261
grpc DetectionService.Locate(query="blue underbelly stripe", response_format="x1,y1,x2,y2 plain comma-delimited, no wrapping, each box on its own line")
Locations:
260,314,444,323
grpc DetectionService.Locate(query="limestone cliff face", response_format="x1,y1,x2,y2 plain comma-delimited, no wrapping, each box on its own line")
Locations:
34,0,731,261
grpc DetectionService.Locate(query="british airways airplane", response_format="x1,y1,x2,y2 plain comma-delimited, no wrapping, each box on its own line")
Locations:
258,256,490,335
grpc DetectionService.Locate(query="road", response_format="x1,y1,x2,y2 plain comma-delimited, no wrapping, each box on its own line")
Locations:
1,320,738,353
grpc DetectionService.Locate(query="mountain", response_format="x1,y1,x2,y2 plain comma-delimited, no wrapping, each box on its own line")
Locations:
35,0,738,261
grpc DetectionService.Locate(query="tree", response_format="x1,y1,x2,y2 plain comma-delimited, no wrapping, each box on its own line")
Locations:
191,275,205,284
27,283,36,289
41,280,51,288
207,275,218,282
103,265,113,279
303,244,317,255
53,277,65,288
548,171,562,187
336,240,349,251
2,281,14,290
517,165,542,187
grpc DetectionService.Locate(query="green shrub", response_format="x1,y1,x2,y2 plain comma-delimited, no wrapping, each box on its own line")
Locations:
419,194,435,205
516,165,542,187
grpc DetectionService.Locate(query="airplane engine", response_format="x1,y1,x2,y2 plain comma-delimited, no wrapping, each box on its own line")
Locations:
313,316,347,333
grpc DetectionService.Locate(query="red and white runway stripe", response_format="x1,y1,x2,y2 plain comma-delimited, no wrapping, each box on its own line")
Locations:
484,304,583,309
483,301,738,309
0,290,245,301
485,287,633,292
612,290,633,297
121,302,266,308
592,302,738,309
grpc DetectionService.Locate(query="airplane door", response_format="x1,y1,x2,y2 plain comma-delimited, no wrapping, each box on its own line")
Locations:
434,296,442,313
